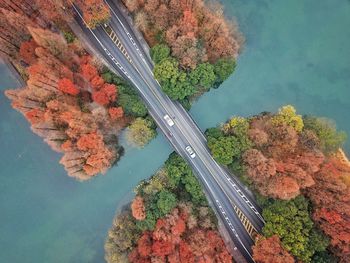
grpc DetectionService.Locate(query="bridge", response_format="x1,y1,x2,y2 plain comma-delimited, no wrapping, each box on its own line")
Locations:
71,1,265,262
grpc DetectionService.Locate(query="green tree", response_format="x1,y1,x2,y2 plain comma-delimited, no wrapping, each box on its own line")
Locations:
181,172,206,205
157,190,177,216
303,116,347,153
272,105,304,132
63,31,76,43
311,251,337,263
189,62,216,90
126,118,157,147
208,136,240,165
165,152,192,188
262,196,327,262
135,210,157,231
150,44,170,64
214,58,236,83
205,127,224,139
154,58,194,100
118,94,147,117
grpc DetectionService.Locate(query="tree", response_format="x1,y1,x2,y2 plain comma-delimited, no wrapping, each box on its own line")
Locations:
306,157,350,261
19,39,38,65
27,26,72,63
157,190,177,216
181,172,206,205
165,152,192,188
154,58,194,100
58,78,80,96
92,83,117,105
150,44,170,64
132,196,146,220
105,211,140,263
108,107,124,120
79,0,111,29
272,105,304,132
126,118,157,147
262,196,328,262
81,62,99,81
253,235,295,263
189,62,216,90
207,136,243,165
303,116,346,154
214,58,236,83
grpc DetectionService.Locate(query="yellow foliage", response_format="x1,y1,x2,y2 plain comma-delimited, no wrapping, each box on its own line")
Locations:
272,105,304,132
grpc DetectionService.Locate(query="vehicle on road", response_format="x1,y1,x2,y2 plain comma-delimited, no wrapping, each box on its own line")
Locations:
185,145,196,158
164,114,174,126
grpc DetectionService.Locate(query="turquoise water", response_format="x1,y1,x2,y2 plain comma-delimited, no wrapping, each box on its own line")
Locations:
1,0,349,262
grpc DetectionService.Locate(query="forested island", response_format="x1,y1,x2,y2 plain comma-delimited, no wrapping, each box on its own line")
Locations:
1,0,240,179
105,106,349,263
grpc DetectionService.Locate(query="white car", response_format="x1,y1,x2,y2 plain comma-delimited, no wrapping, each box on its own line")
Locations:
185,146,196,158
164,115,174,127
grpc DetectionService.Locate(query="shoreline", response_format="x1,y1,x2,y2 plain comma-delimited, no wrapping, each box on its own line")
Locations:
0,58,25,88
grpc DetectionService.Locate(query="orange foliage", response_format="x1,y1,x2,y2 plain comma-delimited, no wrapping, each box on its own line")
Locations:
307,157,350,260
108,107,124,120
19,39,38,65
77,132,104,151
90,75,105,90
92,83,117,105
78,0,110,28
253,235,295,263
123,0,241,68
243,116,324,200
3,1,126,181
25,108,45,124
81,63,98,81
58,78,80,95
131,196,146,220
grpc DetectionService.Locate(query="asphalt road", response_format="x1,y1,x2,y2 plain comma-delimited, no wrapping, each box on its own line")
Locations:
72,2,264,262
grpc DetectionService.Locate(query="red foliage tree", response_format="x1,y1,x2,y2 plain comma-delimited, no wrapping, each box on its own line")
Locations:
58,78,80,96
253,235,295,263
81,63,98,81
90,75,105,90
138,232,153,257
25,108,45,124
307,157,350,260
128,206,233,262
92,83,117,105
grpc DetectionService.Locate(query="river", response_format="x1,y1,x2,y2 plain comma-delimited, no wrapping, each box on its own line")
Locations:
0,0,349,262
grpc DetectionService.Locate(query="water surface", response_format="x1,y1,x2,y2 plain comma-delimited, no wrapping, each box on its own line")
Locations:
1,0,349,262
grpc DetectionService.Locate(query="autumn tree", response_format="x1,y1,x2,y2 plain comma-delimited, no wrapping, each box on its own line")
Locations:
132,196,146,220
77,0,111,29
19,39,38,65
58,78,80,95
108,107,124,120
307,156,350,261
272,105,304,132
253,235,295,263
